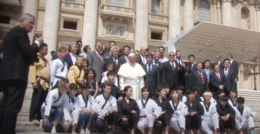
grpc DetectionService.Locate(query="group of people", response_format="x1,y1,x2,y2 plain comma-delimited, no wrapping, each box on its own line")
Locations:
0,13,257,134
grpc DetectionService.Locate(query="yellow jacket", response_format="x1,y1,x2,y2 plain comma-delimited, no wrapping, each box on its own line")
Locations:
67,65,85,86
29,56,50,90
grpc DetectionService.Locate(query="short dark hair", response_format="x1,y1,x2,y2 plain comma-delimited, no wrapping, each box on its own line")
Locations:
186,90,195,95
158,46,165,51
223,58,230,63
171,89,178,94
230,89,237,94
228,54,233,58
122,45,131,51
188,54,195,59
109,41,116,45
79,83,90,89
237,97,245,103
161,83,170,89
106,71,115,77
58,46,67,52
39,43,48,50
176,50,181,54
204,60,211,65
69,83,77,90
220,96,229,102
76,40,82,44
86,69,96,80
156,87,164,93
103,81,113,88
146,53,153,59
141,87,148,93
217,90,225,95
176,86,184,91
196,62,203,66
83,59,89,66
83,45,90,52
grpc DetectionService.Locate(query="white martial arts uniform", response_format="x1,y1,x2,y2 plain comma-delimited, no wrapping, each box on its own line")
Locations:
168,100,188,132
200,102,219,134
101,71,118,87
41,88,67,117
60,95,79,131
76,94,94,111
92,94,117,119
228,98,237,110
50,58,68,86
180,95,187,103
200,97,217,105
137,99,162,134
234,106,257,129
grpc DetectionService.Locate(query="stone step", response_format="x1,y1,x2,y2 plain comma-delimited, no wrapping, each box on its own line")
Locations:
16,121,41,131
17,113,29,121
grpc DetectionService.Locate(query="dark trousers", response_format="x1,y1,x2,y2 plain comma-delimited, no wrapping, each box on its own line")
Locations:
119,113,139,130
154,113,170,131
29,80,48,121
186,115,201,131
195,85,206,99
219,116,235,132
0,80,27,134
96,112,117,128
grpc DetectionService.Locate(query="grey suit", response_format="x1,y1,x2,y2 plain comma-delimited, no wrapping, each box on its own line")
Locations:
202,68,213,83
87,50,104,81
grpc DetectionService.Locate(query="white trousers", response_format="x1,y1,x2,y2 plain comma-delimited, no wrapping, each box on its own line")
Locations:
60,110,80,132
137,114,156,134
201,114,219,134
170,115,186,132
236,116,255,129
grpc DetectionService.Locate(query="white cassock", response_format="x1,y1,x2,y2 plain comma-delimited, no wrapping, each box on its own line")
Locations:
137,99,162,134
234,106,257,129
60,95,79,132
200,102,219,134
118,63,146,100
168,100,188,132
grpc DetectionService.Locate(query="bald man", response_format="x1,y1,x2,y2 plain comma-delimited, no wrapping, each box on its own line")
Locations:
117,53,146,100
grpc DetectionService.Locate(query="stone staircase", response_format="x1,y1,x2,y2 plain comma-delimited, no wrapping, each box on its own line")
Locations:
14,88,260,133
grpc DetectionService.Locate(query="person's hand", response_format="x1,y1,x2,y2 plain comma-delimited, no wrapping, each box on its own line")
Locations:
131,110,136,114
68,120,73,126
44,116,49,125
117,97,123,102
174,111,178,114
70,109,74,114
32,83,37,89
191,112,197,116
36,36,44,44
83,109,89,115
187,112,191,116
160,111,166,116
221,116,227,121
122,117,128,121
246,113,251,118
235,79,238,82
101,72,105,77
107,109,114,115
211,112,216,115
90,109,95,114
219,85,224,90
236,115,240,119
156,120,162,124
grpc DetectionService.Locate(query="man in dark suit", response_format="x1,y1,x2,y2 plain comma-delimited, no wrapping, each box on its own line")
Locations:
188,54,197,71
104,46,124,73
228,54,238,81
142,53,159,97
162,52,178,90
175,50,186,88
103,41,116,59
189,62,208,99
202,60,213,83
64,41,78,69
0,13,43,134
119,45,131,64
87,42,104,82
134,50,144,66
209,64,225,100
215,55,224,70
222,59,236,95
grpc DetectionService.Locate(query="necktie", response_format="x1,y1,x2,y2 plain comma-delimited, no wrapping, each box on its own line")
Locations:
114,58,117,67
171,61,175,70
224,69,228,77
217,72,221,82
148,64,151,74
98,54,102,64
199,70,204,84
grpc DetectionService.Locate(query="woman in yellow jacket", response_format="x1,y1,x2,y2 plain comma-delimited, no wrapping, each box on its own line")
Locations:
67,56,85,93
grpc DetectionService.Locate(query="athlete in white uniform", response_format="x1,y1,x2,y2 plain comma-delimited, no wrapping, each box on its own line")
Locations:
137,87,162,134
41,78,69,133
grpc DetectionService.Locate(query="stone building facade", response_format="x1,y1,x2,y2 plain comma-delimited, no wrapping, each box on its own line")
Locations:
0,0,260,89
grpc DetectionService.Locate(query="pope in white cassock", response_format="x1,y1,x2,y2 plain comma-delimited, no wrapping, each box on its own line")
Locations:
118,53,146,100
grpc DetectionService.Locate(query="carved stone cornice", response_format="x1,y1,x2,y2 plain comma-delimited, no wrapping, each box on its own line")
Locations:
255,0,260,11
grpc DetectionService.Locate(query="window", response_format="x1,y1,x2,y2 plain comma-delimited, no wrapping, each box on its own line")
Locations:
241,7,250,29
151,32,162,40
199,0,210,22
151,0,160,14
0,15,11,24
108,0,123,6
63,21,77,30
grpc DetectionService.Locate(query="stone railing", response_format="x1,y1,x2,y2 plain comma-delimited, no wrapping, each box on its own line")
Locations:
101,4,133,17
0,0,20,5
61,0,84,11
148,13,168,23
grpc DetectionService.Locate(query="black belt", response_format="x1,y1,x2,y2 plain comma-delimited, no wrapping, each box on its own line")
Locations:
37,76,49,83
44,102,58,109
140,115,146,118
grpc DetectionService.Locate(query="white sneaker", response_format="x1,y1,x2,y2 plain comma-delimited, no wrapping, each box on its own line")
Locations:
80,128,85,134
51,126,57,134
85,128,91,134
39,119,43,131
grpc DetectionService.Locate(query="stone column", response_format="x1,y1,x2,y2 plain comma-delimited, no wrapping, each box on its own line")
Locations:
183,0,194,31
135,0,148,50
43,0,60,60
23,0,39,42
256,4,260,31
222,0,232,26
168,0,180,38
82,0,98,49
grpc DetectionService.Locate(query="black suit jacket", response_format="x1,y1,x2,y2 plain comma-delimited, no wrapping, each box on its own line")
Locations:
162,61,178,89
104,57,124,73
142,64,159,95
209,71,225,93
185,101,204,115
215,61,224,70
117,98,140,121
64,53,74,69
222,69,236,91
229,60,238,79
152,96,168,111
190,70,208,89
119,54,128,64
175,60,186,87
0,26,39,82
